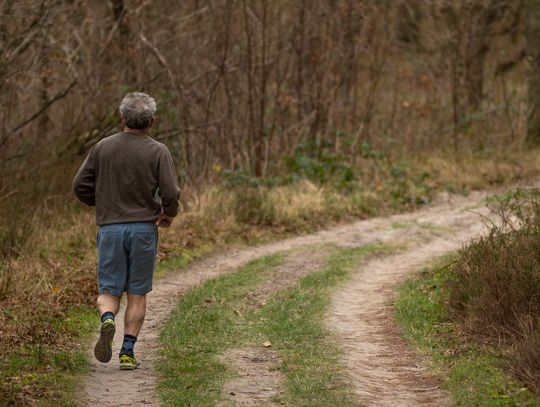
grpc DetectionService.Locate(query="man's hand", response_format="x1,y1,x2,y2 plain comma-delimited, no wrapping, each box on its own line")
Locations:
155,212,174,228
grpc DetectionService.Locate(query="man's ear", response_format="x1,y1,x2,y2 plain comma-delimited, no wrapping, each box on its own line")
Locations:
121,117,126,126
148,117,155,128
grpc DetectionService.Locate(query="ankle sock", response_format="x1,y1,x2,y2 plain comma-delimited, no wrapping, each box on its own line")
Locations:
101,311,115,323
120,334,137,356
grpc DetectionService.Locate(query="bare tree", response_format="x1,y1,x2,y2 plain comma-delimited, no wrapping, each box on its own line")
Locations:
527,0,540,144
0,0,530,194
396,1,422,48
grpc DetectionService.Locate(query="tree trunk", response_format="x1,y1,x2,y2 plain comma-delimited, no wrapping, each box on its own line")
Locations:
464,6,489,111
396,1,422,47
527,0,540,144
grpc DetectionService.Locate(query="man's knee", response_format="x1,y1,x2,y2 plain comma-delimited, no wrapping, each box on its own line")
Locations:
97,293,120,311
126,293,147,313
97,293,121,301
127,293,147,303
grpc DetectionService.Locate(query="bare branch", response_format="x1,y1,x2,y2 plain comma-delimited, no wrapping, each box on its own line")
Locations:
11,80,78,133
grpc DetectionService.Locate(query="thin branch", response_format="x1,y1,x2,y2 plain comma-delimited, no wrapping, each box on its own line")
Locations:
138,31,181,95
11,80,77,133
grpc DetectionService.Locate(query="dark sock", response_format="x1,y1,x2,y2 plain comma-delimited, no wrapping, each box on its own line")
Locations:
100,311,115,323
121,334,137,356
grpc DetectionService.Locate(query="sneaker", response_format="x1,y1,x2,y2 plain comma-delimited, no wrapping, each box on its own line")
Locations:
94,318,115,363
119,353,141,370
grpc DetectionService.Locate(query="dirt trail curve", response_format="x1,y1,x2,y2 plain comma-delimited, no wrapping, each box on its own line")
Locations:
327,202,489,406
81,191,491,406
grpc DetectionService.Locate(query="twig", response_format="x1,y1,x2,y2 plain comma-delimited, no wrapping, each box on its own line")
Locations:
0,188,18,202
11,80,77,133
139,32,177,88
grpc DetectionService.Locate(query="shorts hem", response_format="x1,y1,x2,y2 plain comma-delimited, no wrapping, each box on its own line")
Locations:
126,288,152,296
98,289,123,297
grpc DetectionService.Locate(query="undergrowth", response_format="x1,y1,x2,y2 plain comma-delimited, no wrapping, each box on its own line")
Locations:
396,260,540,406
396,189,540,404
0,306,96,406
0,148,539,403
448,188,540,393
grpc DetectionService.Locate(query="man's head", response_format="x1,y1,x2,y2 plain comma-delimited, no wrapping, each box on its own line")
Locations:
119,92,156,130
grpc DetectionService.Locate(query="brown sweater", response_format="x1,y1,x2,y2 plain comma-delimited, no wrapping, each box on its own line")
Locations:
73,132,180,225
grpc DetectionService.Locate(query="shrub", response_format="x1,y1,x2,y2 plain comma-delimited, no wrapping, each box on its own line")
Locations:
449,188,540,392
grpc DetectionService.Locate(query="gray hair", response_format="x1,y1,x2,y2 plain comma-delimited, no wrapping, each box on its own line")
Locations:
119,92,157,129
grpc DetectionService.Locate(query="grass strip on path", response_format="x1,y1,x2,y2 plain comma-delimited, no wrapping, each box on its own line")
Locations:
395,258,540,407
158,254,284,406
158,243,396,406
252,244,395,406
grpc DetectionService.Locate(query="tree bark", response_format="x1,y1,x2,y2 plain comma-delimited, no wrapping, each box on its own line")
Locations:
396,1,422,47
527,0,540,144
464,3,489,111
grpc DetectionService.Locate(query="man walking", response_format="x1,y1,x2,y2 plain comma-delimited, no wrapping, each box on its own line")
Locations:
73,92,180,370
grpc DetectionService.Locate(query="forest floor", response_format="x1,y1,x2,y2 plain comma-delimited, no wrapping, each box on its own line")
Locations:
81,190,491,406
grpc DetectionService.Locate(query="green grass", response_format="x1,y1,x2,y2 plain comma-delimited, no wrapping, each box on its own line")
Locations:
158,243,397,406
0,305,96,406
154,245,213,279
158,254,284,406
253,245,393,406
395,259,540,406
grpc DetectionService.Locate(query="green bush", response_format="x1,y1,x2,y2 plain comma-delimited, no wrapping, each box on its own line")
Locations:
283,140,357,187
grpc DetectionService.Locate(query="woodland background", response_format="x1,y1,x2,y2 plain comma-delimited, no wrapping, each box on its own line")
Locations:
1,0,540,403
1,0,538,205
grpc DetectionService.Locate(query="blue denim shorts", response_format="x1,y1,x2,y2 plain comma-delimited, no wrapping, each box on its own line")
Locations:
97,222,158,296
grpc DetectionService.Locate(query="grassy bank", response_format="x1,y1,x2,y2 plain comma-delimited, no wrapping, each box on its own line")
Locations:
158,244,394,406
395,258,540,406
1,148,540,404
0,306,96,406
448,189,540,394
396,188,540,402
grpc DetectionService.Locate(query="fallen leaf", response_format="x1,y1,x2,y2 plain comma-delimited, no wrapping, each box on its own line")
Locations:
262,341,272,348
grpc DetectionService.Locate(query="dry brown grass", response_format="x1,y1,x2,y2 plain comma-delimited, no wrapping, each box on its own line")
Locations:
0,208,96,349
510,330,540,394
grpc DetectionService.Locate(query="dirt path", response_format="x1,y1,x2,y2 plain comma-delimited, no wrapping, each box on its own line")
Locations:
81,191,490,406
218,249,328,406
327,208,488,406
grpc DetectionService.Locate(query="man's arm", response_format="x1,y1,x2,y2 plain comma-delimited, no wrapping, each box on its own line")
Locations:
72,145,97,206
157,145,181,218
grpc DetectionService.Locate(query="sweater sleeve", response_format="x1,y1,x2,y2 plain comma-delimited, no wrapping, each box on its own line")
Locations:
158,146,181,217
73,145,97,206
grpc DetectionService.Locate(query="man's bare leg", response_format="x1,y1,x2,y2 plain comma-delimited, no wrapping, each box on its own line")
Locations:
97,293,121,316
94,293,120,363
124,293,147,336
118,294,146,369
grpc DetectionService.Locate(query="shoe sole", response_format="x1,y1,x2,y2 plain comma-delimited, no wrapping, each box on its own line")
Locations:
94,323,115,363
119,362,141,370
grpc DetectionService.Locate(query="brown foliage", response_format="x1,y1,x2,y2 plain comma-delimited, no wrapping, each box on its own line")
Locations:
0,0,531,256
0,0,529,177
449,188,540,392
